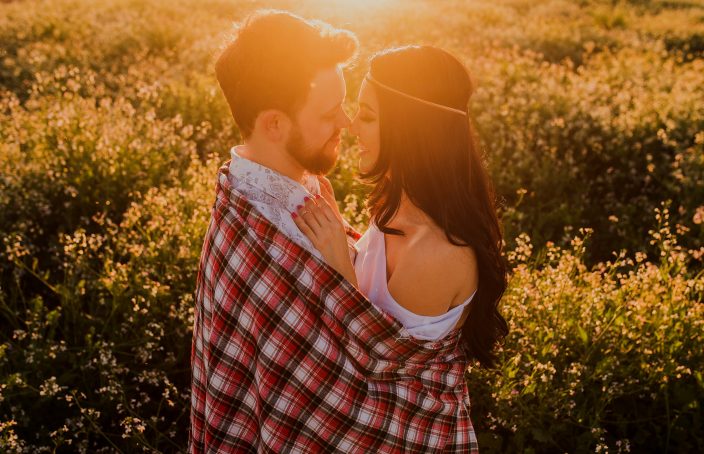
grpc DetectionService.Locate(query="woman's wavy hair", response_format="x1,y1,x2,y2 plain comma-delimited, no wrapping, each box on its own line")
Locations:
362,45,509,368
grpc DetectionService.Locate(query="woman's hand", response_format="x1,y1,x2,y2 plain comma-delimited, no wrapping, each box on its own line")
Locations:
316,176,343,223
292,194,358,287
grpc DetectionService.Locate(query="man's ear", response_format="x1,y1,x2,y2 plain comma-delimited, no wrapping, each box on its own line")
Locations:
255,110,292,143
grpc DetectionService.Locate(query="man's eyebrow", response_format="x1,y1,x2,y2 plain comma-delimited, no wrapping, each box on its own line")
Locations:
360,102,376,113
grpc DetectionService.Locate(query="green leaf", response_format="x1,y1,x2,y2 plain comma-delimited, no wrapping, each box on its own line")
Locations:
577,325,589,345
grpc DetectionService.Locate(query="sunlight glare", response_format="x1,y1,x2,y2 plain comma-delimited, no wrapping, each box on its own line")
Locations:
303,0,399,15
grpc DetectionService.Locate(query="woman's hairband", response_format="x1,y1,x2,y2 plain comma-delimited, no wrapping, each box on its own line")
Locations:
364,74,467,116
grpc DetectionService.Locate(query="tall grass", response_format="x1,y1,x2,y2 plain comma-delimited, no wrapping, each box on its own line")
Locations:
1,0,703,451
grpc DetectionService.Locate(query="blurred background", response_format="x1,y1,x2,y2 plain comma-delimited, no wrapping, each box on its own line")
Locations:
0,0,702,452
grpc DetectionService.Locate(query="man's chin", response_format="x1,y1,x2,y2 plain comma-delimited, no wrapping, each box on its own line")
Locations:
311,147,339,175
309,158,337,175
288,139,339,175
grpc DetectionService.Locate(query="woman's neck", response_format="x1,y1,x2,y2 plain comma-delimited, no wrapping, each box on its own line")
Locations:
387,193,433,233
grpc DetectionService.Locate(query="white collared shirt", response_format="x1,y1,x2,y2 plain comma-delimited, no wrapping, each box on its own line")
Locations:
228,145,325,260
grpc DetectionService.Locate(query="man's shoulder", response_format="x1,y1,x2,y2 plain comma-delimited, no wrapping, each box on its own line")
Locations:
204,184,254,248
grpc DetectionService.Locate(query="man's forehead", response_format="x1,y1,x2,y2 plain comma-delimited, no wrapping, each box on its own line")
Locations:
307,66,346,108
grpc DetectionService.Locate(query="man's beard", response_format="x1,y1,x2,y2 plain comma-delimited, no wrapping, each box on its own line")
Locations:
286,125,339,175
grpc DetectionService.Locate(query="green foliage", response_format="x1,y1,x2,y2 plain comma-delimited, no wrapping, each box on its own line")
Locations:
471,46,704,261
468,209,704,452
0,68,198,267
1,0,703,452
2,158,216,452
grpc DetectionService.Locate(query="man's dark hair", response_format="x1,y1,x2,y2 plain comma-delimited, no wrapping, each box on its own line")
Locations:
216,10,358,139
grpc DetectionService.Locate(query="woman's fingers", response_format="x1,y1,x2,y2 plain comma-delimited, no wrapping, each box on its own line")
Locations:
317,175,334,195
292,195,342,243
291,209,318,242
317,176,336,202
313,194,337,224
316,176,343,222
298,197,324,230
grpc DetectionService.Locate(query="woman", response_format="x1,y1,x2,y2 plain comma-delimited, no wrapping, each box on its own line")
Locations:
292,45,509,368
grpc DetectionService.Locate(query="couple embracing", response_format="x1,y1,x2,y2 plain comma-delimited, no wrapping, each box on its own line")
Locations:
190,9,508,454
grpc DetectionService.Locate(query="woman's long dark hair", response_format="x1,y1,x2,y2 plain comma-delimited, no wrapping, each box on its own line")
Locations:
362,46,509,369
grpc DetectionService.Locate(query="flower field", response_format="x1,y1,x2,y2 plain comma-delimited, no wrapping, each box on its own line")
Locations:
1,0,702,452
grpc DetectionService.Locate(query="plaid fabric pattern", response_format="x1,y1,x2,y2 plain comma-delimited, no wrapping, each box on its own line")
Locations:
189,162,479,453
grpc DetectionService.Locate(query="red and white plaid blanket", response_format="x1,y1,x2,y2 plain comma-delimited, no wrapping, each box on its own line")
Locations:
189,162,479,453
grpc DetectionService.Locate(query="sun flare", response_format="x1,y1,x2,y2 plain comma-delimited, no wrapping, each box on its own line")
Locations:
302,0,398,15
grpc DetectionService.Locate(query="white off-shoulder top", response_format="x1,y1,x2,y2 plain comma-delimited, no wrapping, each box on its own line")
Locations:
353,223,476,341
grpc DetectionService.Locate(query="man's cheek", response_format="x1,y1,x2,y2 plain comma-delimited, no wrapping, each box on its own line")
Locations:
327,123,338,140
316,125,332,144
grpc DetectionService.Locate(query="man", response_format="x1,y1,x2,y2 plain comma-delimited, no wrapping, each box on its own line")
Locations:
212,9,359,260
190,10,478,453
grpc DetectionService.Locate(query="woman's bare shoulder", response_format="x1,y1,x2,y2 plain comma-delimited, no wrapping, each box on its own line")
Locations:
415,233,479,297
387,230,479,316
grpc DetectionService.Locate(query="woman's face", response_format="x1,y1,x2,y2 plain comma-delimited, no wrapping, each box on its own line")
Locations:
349,77,380,174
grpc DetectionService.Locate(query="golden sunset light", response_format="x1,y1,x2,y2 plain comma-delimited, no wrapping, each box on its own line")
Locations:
2,0,702,452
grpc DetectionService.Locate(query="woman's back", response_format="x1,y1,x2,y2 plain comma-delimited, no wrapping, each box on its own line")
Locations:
354,221,478,340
